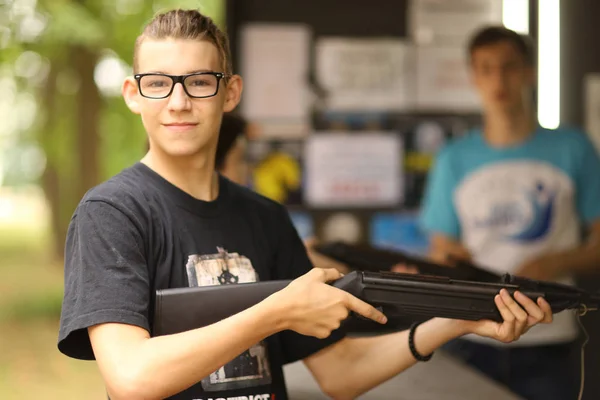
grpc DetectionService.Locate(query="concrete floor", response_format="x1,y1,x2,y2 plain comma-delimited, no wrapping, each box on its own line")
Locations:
283,350,522,400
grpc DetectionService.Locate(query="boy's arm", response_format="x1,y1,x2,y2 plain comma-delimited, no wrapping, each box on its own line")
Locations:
515,220,600,280
303,319,464,399
516,136,600,280
89,301,282,399
560,219,600,272
89,268,385,400
304,291,553,400
418,146,471,265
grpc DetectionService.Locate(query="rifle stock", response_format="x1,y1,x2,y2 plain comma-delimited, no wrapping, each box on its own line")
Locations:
153,280,291,336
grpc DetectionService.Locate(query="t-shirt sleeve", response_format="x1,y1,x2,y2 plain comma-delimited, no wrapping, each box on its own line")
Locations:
271,205,346,364
418,146,461,239
575,136,600,224
58,199,150,360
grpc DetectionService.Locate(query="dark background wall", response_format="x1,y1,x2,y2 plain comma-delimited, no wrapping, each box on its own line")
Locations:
226,1,600,398
226,0,409,74
561,1,600,399
561,0,600,125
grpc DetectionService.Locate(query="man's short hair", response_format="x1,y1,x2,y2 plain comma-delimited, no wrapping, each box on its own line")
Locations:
133,9,232,75
215,114,247,170
468,26,535,66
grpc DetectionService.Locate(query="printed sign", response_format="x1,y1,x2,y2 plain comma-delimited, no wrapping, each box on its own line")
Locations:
304,133,403,207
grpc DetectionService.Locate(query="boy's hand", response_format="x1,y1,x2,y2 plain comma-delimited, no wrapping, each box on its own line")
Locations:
390,264,419,274
455,289,553,342
270,268,387,339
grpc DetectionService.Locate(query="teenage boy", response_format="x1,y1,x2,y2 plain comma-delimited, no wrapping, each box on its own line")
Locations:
59,13,554,400
420,26,600,400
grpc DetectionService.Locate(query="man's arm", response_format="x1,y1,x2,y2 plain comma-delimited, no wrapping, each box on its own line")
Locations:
568,219,600,271
418,144,466,266
516,220,600,280
391,233,471,274
518,133,600,278
89,268,386,400
304,290,552,400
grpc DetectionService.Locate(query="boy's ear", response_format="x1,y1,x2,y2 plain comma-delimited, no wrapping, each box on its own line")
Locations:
122,77,141,114
223,74,243,113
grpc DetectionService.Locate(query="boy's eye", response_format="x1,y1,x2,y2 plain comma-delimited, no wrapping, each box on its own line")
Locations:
148,80,168,87
188,78,212,86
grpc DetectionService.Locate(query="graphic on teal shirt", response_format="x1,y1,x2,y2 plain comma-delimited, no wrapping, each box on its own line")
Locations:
472,181,556,242
508,182,556,242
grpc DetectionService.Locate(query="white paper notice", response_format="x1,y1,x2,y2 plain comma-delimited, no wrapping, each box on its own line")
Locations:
304,133,403,207
584,74,600,153
410,0,503,46
415,45,481,112
315,38,414,111
239,23,311,137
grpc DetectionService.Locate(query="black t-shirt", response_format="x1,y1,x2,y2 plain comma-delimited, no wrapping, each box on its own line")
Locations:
58,162,345,400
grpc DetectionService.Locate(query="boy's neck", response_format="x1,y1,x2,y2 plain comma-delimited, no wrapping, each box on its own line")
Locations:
141,150,219,202
483,105,537,148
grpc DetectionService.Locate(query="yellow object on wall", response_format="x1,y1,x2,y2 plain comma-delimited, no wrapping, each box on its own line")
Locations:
252,152,301,204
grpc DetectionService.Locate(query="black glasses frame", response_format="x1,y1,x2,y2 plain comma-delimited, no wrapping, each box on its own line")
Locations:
134,71,229,99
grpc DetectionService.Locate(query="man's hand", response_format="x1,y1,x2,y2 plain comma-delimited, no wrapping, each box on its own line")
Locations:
429,234,472,266
514,254,564,281
390,264,419,274
455,289,553,343
268,268,387,339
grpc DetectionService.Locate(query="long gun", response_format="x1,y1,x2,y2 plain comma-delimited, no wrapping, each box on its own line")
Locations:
312,241,500,282
153,270,600,337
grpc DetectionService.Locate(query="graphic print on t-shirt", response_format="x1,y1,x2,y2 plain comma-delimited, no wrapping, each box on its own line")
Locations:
453,161,582,276
455,161,572,245
186,247,272,392
469,180,556,242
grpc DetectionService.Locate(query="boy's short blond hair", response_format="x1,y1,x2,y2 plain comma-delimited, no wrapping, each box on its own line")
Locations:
133,9,232,75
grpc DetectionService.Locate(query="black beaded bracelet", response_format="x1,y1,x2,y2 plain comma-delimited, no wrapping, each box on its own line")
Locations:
409,322,433,362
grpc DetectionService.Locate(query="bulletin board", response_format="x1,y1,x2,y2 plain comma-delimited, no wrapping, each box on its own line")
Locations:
224,0,486,254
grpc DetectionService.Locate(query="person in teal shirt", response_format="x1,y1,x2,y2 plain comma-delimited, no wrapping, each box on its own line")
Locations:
420,26,600,400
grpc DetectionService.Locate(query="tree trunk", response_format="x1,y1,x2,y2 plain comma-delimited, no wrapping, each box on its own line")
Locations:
39,62,65,261
40,44,102,263
72,45,101,200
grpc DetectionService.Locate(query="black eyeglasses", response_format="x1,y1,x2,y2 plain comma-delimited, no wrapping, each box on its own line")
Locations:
134,72,229,99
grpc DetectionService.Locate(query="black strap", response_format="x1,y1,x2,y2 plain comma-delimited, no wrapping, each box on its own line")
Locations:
409,322,433,362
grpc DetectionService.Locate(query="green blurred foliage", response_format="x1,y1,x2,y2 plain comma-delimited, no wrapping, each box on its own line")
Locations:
1,0,225,185
1,0,225,258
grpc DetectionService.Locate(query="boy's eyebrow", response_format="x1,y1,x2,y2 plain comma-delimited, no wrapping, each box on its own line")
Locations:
141,69,216,75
